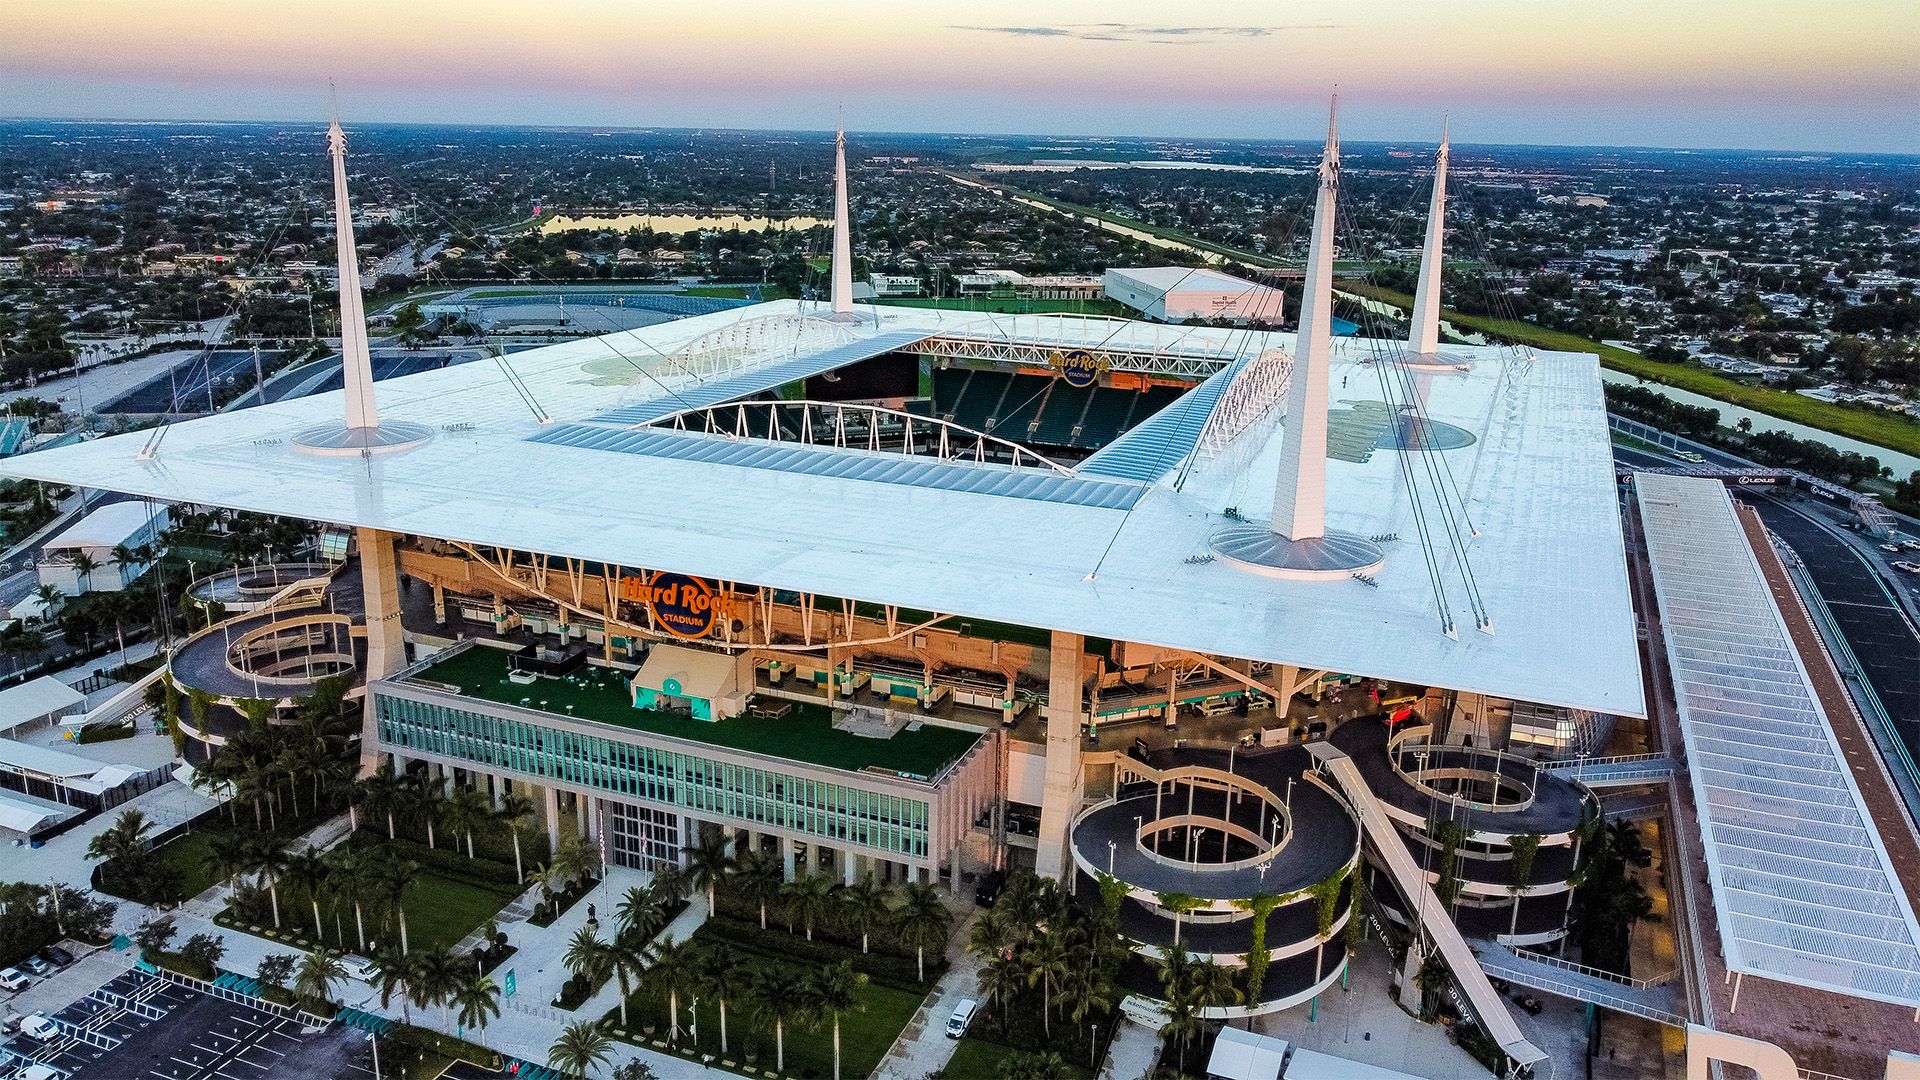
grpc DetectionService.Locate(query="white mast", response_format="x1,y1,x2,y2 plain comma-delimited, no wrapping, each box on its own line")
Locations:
1270,98,1342,542
829,119,854,318
1209,97,1383,580
1407,121,1449,356
328,116,380,432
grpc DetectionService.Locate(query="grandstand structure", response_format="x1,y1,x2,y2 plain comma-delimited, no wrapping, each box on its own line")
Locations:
17,106,1828,1075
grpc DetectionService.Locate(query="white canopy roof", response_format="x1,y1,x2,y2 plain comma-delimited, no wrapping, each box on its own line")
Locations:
1207,1027,1287,1080
633,643,740,702
0,789,78,836
41,500,163,551
0,676,86,732
0,301,1644,717
1638,473,1920,1010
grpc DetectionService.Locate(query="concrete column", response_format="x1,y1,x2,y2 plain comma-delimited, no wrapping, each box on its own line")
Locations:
782,839,797,881
843,851,858,886
356,527,405,775
492,595,509,636
543,785,561,852
1034,630,1084,879
432,582,446,625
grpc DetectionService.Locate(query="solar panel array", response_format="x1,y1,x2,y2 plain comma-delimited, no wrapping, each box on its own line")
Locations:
1636,473,1920,1009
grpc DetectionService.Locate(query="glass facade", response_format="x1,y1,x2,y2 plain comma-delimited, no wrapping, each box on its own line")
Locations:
376,692,932,857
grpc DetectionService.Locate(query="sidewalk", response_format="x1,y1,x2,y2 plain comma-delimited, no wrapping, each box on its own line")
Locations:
874,908,980,1080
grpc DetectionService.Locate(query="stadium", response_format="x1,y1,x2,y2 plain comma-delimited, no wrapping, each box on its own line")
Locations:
11,110,1918,1078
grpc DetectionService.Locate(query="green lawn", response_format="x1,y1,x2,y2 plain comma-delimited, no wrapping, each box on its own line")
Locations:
219,861,517,956
942,1036,1020,1078
606,975,924,1079
1340,280,1920,462
152,831,222,903
415,646,983,777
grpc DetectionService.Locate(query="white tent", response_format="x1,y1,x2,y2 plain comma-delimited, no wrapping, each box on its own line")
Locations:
1207,1028,1288,1080
0,676,86,734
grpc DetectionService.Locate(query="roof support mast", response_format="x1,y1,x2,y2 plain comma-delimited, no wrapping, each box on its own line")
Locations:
828,116,856,321
1408,122,1449,357
1209,98,1384,580
293,106,430,456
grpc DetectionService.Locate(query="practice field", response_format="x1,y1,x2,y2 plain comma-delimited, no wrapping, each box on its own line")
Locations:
20,969,365,1080
416,645,984,777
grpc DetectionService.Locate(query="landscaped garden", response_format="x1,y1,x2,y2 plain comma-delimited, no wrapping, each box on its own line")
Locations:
413,644,984,777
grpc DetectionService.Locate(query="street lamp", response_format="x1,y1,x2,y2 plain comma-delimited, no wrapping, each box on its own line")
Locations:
366,1032,381,1080
1108,839,1117,876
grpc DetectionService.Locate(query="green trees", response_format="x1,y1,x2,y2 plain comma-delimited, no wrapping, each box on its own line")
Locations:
731,849,782,930
1571,820,1656,975
809,960,866,1080
836,878,890,955
283,846,330,941
372,944,424,1023
353,765,406,840
748,964,808,1074
682,830,734,917
780,874,834,942
548,1020,615,1079
294,948,346,1010
496,793,536,883
892,881,950,982
1155,949,1241,1071
85,809,156,895
417,947,464,1032
694,945,748,1058
1232,893,1282,1005
1506,833,1543,936
440,786,493,861
451,973,501,1036
639,936,701,1045
962,870,1124,1062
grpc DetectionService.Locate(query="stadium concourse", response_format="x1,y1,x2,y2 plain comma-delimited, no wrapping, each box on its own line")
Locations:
8,104,1918,1080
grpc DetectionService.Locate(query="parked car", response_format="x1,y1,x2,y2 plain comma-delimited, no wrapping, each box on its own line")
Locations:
1879,543,1902,554
1893,561,1920,574
20,956,52,977
974,869,1006,908
945,998,978,1038
41,946,74,968
0,967,31,991
18,1014,59,1042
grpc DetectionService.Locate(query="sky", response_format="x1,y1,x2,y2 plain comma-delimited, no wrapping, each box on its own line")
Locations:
3,0,1917,154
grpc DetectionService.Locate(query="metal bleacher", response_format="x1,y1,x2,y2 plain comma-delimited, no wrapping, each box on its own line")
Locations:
929,367,1188,452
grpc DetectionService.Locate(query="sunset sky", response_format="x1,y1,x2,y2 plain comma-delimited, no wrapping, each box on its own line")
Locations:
4,0,1916,152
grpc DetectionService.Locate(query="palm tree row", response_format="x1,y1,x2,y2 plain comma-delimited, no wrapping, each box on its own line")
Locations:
214,833,425,955
350,767,541,881
189,684,359,831
553,944,869,1080
713,841,953,978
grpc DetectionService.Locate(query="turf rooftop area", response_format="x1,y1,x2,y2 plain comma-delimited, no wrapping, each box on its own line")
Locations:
413,645,984,777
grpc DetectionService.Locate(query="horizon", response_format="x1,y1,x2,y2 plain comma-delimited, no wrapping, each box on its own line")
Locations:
3,0,1917,156
5,114,1919,162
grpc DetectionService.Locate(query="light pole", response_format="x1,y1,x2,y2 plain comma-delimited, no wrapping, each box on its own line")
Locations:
366,1032,381,1080
1108,839,1116,876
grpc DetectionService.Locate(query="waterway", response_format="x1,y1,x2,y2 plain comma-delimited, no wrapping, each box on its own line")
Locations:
1599,368,1920,477
538,212,827,236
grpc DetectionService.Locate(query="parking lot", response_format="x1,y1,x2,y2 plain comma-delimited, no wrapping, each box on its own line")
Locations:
6,970,368,1080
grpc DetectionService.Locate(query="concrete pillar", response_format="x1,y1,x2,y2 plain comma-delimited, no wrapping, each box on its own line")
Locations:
543,785,561,852
356,527,405,775
492,595,509,636
432,582,446,625
782,839,797,881
843,851,858,886
1035,630,1084,880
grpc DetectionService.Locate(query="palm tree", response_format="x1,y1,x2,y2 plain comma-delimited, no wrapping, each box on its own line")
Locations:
551,833,600,893
32,582,64,618
1023,930,1071,1037
682,829,733,917
451,973,501,1036
893,881,951,982
372,944,424,1024
749,964,809,1075
1189,955,1241,1014
495,792,536,883
353,765,405,840
371,851,418,953
325,846,371,951
70,550,99,593
1155,948,1206,1072
616,884,669,942
977,951,1021,1024
411,780,444,849
780,874,834,941
603,933,646,1031
417,947,464,1033
206,831,251,893
565,926,612,1000
547,1020,614,1079
283,846,331,942
294,948,347,1010
440,785,492,860
693,945,747,1058
731,848,782,930
837,878,891,954
245,833,291,929
639,936,700,1045
85,809,153,865
808,961,866,1080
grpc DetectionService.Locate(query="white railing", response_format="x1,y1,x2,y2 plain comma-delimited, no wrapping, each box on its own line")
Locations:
1509,946,1675,990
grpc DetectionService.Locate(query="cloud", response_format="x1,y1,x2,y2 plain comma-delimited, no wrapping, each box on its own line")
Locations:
952,23,1338,44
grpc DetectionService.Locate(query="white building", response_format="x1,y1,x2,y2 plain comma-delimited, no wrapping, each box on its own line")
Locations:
1104,266,1288,325
867,273,922,297
36,501,170,596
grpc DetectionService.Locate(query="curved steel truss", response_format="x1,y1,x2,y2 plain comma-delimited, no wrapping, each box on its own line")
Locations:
641,399,1075,475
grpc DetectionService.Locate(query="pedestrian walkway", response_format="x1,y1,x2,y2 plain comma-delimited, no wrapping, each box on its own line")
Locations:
1100,1016,1161,1080
873,908,980,1080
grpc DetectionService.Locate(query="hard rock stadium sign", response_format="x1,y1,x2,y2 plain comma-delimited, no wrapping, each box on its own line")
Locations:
617,572,747,639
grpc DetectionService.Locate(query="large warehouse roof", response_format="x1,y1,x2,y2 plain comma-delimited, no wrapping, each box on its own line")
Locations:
1637,473,1920,1010
0,301,1643,716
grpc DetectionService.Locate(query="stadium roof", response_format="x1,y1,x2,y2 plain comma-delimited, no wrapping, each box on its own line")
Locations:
0,300,1643,717
1637,473,1920,1010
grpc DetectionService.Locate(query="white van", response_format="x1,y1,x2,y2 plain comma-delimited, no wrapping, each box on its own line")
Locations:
945,998,977,1039
0,966,31,991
